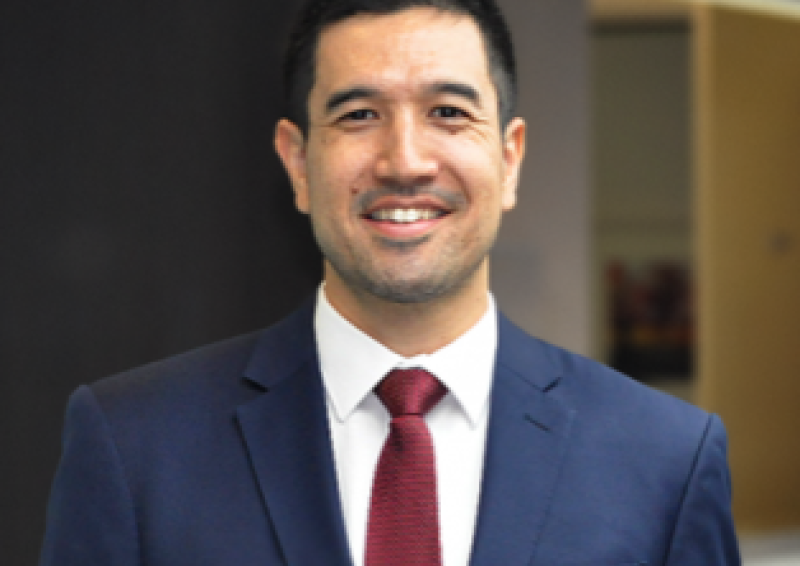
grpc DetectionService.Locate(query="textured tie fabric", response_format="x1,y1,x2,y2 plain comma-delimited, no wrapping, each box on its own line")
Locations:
365,368,447,566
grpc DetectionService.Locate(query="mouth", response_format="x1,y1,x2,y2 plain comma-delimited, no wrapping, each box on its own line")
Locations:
361,200,452,241
357,187,462,242
365,208,449,223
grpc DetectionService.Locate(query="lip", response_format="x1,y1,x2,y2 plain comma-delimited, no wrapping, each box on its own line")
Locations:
362,215,445,240
357,191,457,241
361,195,452,217
361,197,451,240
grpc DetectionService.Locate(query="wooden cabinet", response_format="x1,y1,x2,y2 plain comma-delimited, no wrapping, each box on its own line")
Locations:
694,0,800,533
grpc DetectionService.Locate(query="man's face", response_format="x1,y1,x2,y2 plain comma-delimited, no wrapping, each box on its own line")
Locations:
276,7,525,307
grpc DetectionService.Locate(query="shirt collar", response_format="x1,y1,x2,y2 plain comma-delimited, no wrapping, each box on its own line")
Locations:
314,285,497,427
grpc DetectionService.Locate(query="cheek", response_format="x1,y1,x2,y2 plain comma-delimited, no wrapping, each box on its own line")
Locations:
305,150,370,218
314,145,376,201
437,138,505,199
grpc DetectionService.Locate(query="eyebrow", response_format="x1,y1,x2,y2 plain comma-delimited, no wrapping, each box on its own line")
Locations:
426,81,483,108
323,81,483,116
324,86,380,116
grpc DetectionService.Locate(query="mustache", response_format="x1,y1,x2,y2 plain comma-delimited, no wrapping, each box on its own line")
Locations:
355,185,466,213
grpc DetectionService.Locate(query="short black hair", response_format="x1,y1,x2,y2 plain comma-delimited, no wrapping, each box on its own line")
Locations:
283,0,517,134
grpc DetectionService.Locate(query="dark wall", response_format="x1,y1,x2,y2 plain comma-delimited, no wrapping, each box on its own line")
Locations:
1,0,321,562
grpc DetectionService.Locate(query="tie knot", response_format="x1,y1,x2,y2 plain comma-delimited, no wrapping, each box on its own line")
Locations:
376,368,446,417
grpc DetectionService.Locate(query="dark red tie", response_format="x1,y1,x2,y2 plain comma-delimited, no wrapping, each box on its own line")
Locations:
365,368,447,566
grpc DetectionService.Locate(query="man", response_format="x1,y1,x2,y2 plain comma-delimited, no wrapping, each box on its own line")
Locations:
40,0,740,564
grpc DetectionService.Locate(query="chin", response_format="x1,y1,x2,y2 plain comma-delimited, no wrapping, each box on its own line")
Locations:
360,272,471,305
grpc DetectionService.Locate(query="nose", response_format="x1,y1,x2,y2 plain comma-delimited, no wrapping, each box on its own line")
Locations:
374,113,438,186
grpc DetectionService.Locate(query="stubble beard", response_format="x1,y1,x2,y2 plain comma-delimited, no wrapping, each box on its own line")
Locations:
311,184,494,305
316,226,493,306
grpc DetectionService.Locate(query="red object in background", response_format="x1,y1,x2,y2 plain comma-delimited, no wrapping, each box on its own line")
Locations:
606,260,694,382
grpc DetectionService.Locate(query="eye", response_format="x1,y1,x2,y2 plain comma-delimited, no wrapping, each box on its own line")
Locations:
340,109,378,122
431,106,469,120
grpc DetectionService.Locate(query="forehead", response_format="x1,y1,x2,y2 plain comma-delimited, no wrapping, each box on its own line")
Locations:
312,8,495,105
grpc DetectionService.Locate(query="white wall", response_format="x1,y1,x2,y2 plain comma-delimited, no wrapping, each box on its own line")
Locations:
492,0,592,355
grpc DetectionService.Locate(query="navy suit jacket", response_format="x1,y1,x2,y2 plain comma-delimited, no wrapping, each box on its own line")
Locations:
41,301,740,565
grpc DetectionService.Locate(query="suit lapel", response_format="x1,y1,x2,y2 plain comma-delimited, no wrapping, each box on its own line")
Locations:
233,304,574,566
469,314,575,566
235,303,353,566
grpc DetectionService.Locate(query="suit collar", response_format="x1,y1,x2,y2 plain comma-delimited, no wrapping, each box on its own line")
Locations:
237,299,354,566
243,301,564,392
495,311,563,392
470,313,575,566
242,297,318,390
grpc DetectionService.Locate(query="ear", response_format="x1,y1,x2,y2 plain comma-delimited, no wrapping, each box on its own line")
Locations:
500,117,526,212
274,118,310,213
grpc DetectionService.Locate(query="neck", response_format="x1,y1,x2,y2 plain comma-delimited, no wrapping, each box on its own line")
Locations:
323,266,490,358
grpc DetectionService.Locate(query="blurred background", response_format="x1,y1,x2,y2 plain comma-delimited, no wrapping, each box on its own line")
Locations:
589,1,800,562
2,0,799,563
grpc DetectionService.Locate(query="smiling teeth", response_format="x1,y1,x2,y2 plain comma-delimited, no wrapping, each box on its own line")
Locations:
371,209,441,223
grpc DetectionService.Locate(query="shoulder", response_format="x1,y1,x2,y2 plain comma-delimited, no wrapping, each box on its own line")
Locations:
89,331,261,411
494,315,737,562
84,299,316,426
497,312,716,450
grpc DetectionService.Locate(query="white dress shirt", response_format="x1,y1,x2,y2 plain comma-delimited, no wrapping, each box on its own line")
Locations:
314,286,497,566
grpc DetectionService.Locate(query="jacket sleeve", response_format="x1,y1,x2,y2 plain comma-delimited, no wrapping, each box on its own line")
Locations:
665,414,741,565
40,385,141,566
